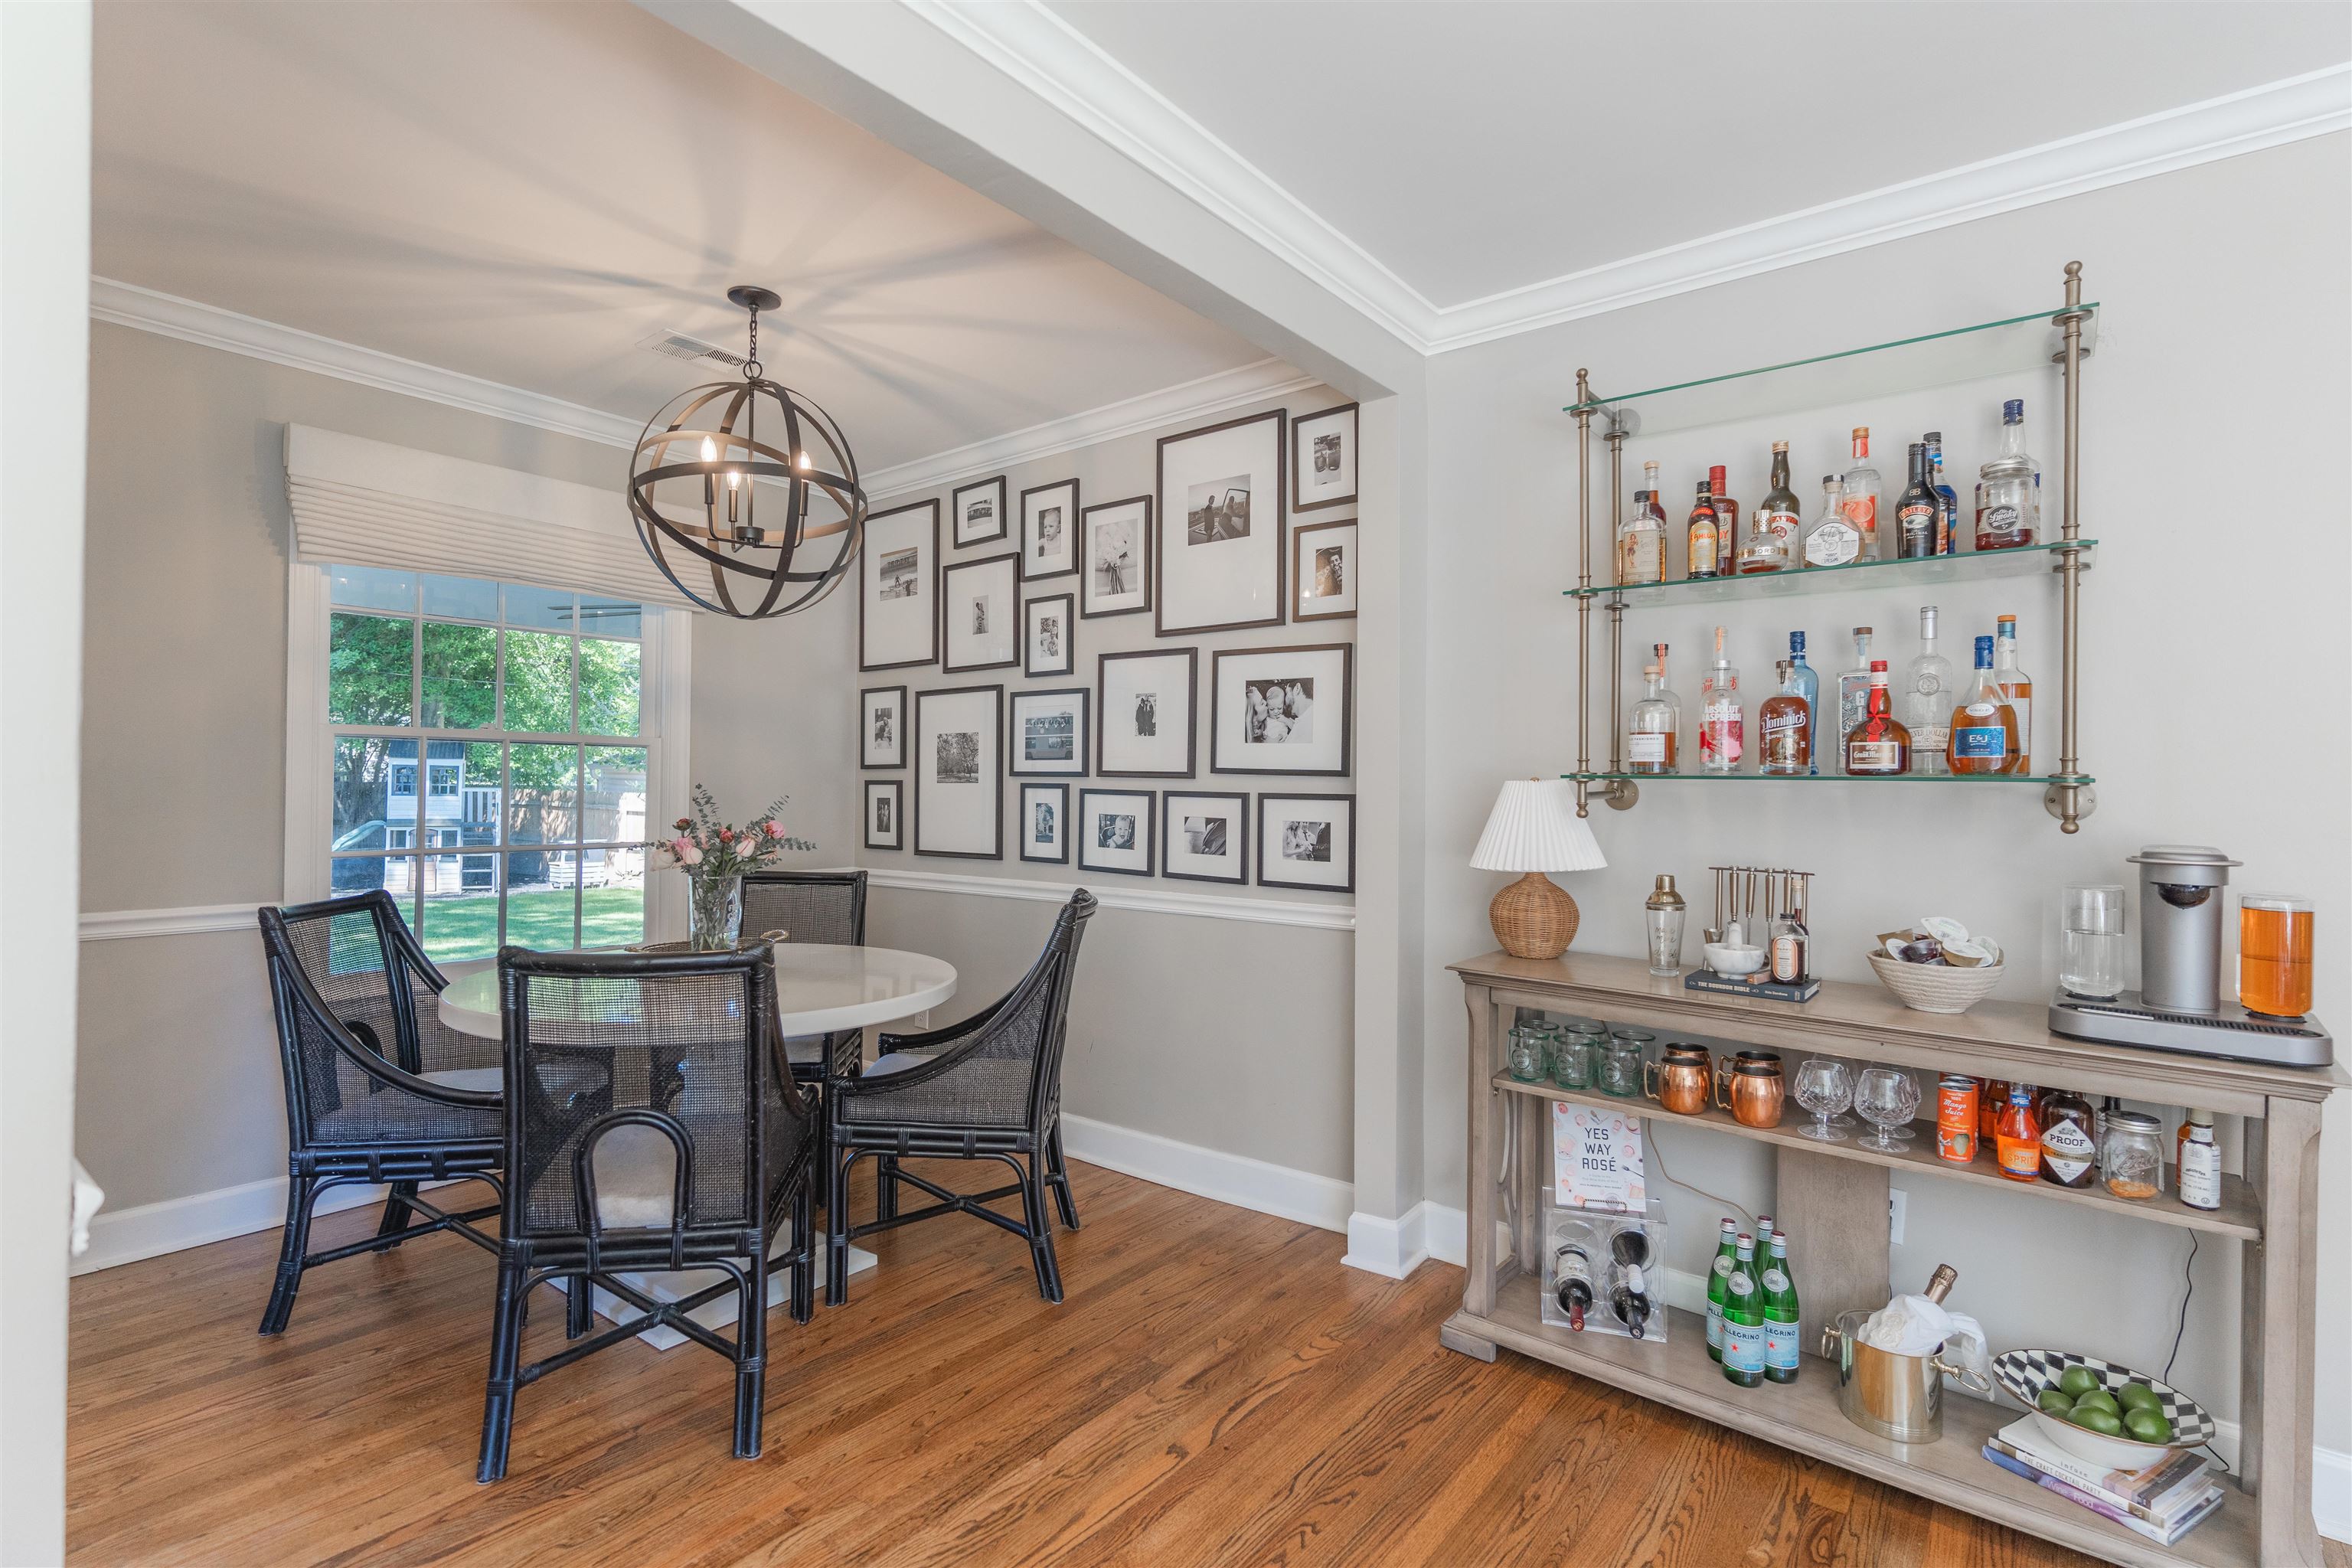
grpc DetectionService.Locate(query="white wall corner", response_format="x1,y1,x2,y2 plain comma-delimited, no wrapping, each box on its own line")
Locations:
1341,1202,1430,1279
2318,1445,2352,1545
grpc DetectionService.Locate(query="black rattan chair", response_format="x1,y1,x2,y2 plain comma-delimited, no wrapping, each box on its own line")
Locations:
743,871,867,1207
826,890,1095,1305
476,944,818,1483
256,890,505,1334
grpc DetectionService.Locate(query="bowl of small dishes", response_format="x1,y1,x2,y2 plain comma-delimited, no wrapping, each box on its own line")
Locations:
1991,1349,2216,1471
1870,917,2004,1014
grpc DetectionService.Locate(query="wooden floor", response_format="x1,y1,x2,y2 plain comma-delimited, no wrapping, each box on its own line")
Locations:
68,1163,2336,1567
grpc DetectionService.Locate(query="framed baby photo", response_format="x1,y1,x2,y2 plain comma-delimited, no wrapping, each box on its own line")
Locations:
1292,519,1357,622
864,779,903,851
1008,687,1087,777
1156,408,1284,636
1160,790,1247,885
1257,793,1354,893
1019,782,1068,865
914,684,1003,859
952,474,1007,547
1025,591,1076,678
1079,494,1152,619
941,551,1018,674
1096,647,1197,778
1077,788,1155,878
860,498,939,671
1210,642,1352,776
861,684,906,769
1021,477,1080,582
1290,400,1359,514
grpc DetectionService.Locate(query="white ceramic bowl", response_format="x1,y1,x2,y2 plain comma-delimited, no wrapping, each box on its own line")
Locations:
1704,942,1766,977
1990,1350,2216,1471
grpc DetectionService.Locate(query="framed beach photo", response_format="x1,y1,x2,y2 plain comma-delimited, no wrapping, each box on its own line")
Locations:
1024,592,1076,678
1291,401,1359,514
914,684,1003,859
1080,495,1152,619
1078,788,1155,878
1019,782,1069,865
1096,647,1196,778
1156,409,1285,636
1021,477,1081,582
942,551,1018,674
1292,519,1357,622
952,475,1008,548
1008,687,1087,777
861,684,906,769
1211,643,1352,776
860,499,939,671
1160,790,1247,885
864,779,903,851
1256,793,1354,893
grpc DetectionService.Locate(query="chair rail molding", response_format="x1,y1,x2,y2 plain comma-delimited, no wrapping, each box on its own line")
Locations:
80,903,260,941
861,865,1354,933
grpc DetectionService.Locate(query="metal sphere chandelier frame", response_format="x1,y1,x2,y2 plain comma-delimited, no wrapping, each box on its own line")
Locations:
627,285,867,619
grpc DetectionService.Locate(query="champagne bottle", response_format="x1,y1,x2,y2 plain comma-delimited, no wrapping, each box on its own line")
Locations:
1704,1217,1738,1362
1721,1233,1766,1386
1762,1231,1801,1383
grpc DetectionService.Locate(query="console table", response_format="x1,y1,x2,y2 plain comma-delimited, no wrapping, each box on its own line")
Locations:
1442,949,2340,1568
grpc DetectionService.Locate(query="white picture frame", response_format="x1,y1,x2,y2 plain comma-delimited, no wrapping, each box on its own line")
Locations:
942,551,1018,674
1080,495,1152,619
1160,790,1247,885
952,474,1008,547
1210,643,1352,777
1292,519,1358,622
1008,687,1087,778
860,499,939,670
1021,477,1080,582
1291,401,1359,514
864,779,903,851
1096,648,1197,778
1156,409,1285,636
861,684,906,769
1078,787,1155,878
914,684,1002,859
1256,793,1354,893
1024,592,1076,678
1019,782,1068,865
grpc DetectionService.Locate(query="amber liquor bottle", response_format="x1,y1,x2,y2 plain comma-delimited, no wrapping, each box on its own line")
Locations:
1758,660,1811,776
1708,464,1740,578
1842,661,1909,776
1738,442,1799,574
1686,482,1721,580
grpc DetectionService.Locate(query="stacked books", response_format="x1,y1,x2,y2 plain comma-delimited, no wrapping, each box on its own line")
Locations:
1981,1417,2223,1547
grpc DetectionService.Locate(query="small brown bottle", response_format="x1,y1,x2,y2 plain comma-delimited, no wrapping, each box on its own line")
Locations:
1687,482,1721,580
2038,1087,2098,1189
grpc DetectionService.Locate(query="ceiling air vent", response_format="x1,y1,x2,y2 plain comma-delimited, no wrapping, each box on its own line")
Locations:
635,328,745,368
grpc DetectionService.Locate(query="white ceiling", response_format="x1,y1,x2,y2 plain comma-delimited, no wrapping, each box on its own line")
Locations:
90,1,1272,471
1050,0,2352,310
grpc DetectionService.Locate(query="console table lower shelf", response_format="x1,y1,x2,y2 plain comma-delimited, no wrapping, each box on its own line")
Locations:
1442,1278,2257,1568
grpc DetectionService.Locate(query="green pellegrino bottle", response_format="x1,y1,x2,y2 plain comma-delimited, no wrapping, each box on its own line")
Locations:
1720,1233,1766,1387
1704,1218,1738,1363
1762,1230,1801,1384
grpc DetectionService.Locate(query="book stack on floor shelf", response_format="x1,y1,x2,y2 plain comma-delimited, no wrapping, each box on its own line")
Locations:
1981,1418,2225,1548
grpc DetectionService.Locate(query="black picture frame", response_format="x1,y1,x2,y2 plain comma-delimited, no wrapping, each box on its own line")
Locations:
1155,407,1285,638
1256,792,1355,893
1019,782,1069,865
940,550,1020,674
952,474,1008,547
1077,787,1156,878
1024,591,1076,678
913,684,1003,860
1290,400,1360,514
1291,518,1358,622
1020,476,1081,582
1096,647,1197,779
1159,790,1248,885
864,779,903,851
1210,642,1354,777
859,498,940,671
861,684,907,769
1079,493,1152,619
1008,687,1089,777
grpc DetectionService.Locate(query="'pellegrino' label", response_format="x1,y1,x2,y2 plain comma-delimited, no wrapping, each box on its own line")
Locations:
1762,1318,1800,1373
1723,1320,1766,1375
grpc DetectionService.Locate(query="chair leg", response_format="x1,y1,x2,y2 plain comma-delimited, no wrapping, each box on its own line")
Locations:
259,1174,321,1335
825,1148,851,1307
876,1154,900,1221
789,1183,815,1327
475,1256,528,1483
1046,1122,1080,1230
733,1249,768,1459
566,1272,593,1340
1021,1155,1063,1305
374,1179,421,1244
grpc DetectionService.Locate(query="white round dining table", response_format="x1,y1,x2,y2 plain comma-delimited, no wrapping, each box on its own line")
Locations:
436,942,957,1040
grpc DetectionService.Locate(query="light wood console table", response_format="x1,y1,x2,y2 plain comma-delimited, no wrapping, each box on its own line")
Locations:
1442,949,2341,1568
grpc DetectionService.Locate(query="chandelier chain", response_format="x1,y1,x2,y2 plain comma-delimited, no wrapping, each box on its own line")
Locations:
744,309,762,381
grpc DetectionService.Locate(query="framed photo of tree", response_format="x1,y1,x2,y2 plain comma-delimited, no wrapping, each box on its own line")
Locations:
1080,494,1151,619
942,551,1018,674
952,475,1008,548
913,684,1002,859
1210,642,1352,776
1019,782,1068,864
1096,648,1196,778
860,498,939,671
1160,790,1246,884
861,684,906,769
1290,401,1359,513
1020,477,1080,582
864,779,903,851
1156,409,1285,636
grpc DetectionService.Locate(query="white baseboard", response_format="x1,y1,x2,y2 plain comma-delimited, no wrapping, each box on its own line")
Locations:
1058,1112,1352,1234
1341,1203,1429,1279
71,1173,481,1276
2317,1445,2352,1544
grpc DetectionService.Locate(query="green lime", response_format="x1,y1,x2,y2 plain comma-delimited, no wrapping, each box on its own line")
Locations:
2073,1388,2121,1419
2115,1382,2163,1413
2057,1366,2103,1400
2037,1390,2076,1416
2069,1406,2125,1436
2123,1407,2174,1444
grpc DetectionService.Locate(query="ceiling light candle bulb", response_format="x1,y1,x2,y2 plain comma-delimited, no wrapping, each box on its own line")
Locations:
699,436,718,524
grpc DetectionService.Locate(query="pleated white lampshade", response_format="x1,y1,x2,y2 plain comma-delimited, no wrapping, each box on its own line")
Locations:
1470,779,1606,874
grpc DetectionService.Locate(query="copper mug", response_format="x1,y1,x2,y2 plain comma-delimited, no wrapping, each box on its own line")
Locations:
1643,1044,1713,1116
1714,1050,1786,1128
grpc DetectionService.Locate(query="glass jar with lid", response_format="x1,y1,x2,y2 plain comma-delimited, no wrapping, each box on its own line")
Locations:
2100,1111,2165,1200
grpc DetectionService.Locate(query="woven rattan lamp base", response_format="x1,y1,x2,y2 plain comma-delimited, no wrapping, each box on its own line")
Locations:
1490,872,1579,960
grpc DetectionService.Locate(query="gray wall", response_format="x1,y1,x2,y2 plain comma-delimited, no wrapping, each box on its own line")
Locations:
1415,137,2351,1445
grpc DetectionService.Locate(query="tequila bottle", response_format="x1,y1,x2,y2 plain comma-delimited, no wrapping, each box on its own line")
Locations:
1975,399,2040,550
1802,474,1860,567
1615,460,1665,584
1946,634,2020,774
1841,427,1882,561
1994,613,2033,772
1700,626,1743,774
1900,606,1952,775
1835,626,1874,771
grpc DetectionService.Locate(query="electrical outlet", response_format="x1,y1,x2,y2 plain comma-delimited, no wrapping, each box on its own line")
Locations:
1889,1187,1908,1245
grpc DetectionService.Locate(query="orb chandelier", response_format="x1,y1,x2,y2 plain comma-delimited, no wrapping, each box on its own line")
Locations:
627,286,866,619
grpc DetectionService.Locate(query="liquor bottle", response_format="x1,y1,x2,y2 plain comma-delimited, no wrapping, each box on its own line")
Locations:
1628,661,1678,775
1983,1080,2011,1145
1975,398,2040,550
1612,1260,1654,1340
1843,661,1910,776
1686,481,1721,580
1705,1217,1738,1362
1895,442,1937,560
1802,475,1860,567
1759,660,1810,776
1555,1243,1596,1330
1995,1083,2041,1182
1924,431,1961,556
2178,1110,2221,1211
1946,635,2020,774
1709,464,1740,579
2038,1086,2098,1189
1993,614,2032,773
1738,443,1798,574
1835,626,1874,769
1769,900,1810,985
1841,427,1882,561
1900,606,1952,775
1785,631,1820,775
1761,1231,1801,1383
1616,461,1665,584
1700,627,1743,773
1720,1233,1766,1387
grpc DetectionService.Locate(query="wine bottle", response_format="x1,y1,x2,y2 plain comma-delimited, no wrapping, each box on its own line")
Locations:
1612,1262,1653,1341
1555,1243,1595,1331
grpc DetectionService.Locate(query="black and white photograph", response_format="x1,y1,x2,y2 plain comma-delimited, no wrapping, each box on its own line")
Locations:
942,552,1018,673
1077,788,1155,878
1212,643,1352,776
861,684,906,769
1024,591,1076,678
1008,688,1087,778
1096,647,1197,777
1156,409,1285,635
1021,477,1081,581
914,684,1002,858
1292,519,1358,622
1256,793,1354,893
952,474,1008,547
1079,495,1152,619
1018,782,1068,864
860,498,939,670
1290,401,1359,513
1160,790,1247,884
864,779,903,851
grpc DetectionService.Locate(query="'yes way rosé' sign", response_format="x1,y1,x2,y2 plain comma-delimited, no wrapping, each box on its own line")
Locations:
1554,1104,1645,1210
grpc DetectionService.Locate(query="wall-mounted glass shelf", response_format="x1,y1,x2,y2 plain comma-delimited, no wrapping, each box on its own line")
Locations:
1566,770,2093,786
1566,539,2095,603
1565,302,2099,437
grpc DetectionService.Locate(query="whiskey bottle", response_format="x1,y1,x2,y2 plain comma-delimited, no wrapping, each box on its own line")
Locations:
1900,606,1952,775
1802,474,1860,567
1945,635,2019,774
1615,462,1666,584
1835,626,1874,770
1924,431,1961,556
1759,660,1810,776
1975,399,2040,550
1686,481,1721,580
2037,1087,2098,1190
1700,627,1743,774
1895,442,1937,560
1738,443,1798,574
1841,427,1882,561
1843,660,1909,776
1708,464,1740,579
1627,660,1679,775
1994,614,2033,773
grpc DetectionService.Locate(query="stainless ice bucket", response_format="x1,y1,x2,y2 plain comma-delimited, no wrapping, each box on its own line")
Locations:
1820,1308,1989,1444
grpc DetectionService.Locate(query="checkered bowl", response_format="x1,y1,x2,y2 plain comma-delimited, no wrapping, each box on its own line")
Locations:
1992,1348,2216,1470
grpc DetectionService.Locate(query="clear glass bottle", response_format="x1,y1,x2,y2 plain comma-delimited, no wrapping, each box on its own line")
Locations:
1841,426,1882,561
1785,631,1820,775
1802,474,1859,567
1615,461,1665,584
1924,431,1960,556
1946,634,2019,774
1843,660,1909,776
1975,398,2040,550
1836,626,1874,773
1900,606,1952,775
1993,614,2032,773
1759,660,1810,776
1700,626,1743,774
1628,658,1678,775
1737,441,1797,574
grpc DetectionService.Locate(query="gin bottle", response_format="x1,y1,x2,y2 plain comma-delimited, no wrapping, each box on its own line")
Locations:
1900,606,1952,774
1802,474,1859,567
1975,399,2040,550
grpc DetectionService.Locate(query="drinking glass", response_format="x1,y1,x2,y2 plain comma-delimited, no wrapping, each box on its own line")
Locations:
1854,1067,1921,1152
1792,1058,1852,1142
2239,893,2314,1018
1507,1024,1543,1083
1598,1039,1644,1099
2060,884,2127,1000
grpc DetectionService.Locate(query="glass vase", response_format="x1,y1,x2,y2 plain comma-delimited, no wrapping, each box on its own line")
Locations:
688,872,743,952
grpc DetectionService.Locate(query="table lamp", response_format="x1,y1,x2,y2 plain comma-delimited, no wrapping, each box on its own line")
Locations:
1471,779,1606,960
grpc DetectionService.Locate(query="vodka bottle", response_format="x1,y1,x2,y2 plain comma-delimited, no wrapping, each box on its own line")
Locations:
1900,606,1952,775
1700,626,1743,774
